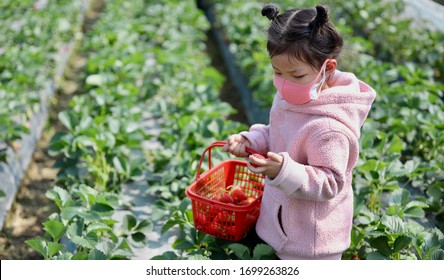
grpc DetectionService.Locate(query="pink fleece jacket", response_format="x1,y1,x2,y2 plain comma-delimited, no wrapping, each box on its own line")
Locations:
240,70,376,260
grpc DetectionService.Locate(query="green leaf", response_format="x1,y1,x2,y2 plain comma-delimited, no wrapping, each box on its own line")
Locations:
404,200,429,209
369,236,392,257
388,188,410,206
91,203,114,216
381,215,405,235
47,242,64,258
404,207,425,218
79,210,102,222
387,160,406,178
135,219,153,236
79,116,93,131
110,249,132,260
86,222,112,234
228,243,251,260
97,193,120,209
404,160,420,174
72,252,88,260
0,189,6,198
178,198,190,214
86,74,104,86
386,205,404,217
188,255,211,260
129,232,147,247
74,135,96,149
46,187,71,210
108,118,120,134
25,238,48,257
88,248,107,260
58,110,78,131
70,235,95,249
429,249,444,260
122,214,137,233
252,244,275,260
366,251,388,260
66,219,84,237
95,240,115,256
57,252,73,260
427,186,443,204
150,251,180,260
393,235,412,253
78,185,98,207
61,206,83,221
206,119,221,136
161,219,179,235
421,229,443,256
174,239,195,250
112,156,126,173
43,220,66,242
117,239,132,251
386,135,404,153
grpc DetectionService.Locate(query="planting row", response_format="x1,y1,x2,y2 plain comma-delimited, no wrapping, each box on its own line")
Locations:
0,0,84,159
25,0,265,260
26,0,155,259
0,0,87,229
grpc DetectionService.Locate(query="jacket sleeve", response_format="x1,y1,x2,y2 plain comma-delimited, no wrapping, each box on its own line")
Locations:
239,124,270,155
267,130,354,201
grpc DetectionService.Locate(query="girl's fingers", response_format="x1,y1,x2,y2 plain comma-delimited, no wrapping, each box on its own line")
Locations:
227,134,242,145
222,143,229,152
249,154,266,166
267,152,283,163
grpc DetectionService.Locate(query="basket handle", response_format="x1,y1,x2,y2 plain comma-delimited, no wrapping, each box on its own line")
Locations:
195,141,262,180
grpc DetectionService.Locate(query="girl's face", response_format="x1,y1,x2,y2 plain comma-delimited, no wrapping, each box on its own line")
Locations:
271,54,324,85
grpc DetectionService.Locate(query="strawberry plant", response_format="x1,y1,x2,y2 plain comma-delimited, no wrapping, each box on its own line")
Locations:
26,185,152,260
25,0,156,259
0,0,84,156
154,198,276,260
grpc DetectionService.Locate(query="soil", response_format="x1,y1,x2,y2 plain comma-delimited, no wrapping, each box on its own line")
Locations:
0,1,103,260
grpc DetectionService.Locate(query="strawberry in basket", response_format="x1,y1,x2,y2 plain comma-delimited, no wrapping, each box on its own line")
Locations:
185,141,265,241
227,185,248,204
212,185,254,206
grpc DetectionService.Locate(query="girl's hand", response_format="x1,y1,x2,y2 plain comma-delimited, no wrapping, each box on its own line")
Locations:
223,134,251,157
248,152,283,179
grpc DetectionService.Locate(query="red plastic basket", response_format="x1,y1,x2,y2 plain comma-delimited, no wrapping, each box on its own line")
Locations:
185,141,265,241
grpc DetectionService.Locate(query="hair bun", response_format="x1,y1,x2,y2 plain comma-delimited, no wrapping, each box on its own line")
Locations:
309,5,329,32
262,5,279,21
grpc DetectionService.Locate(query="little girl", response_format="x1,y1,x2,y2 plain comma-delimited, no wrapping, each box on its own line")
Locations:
224,4,376,260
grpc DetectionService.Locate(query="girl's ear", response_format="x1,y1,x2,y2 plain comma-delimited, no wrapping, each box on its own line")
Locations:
326,59,337,73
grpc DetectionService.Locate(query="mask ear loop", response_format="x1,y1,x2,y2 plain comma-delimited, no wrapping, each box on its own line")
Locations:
309,59,329,99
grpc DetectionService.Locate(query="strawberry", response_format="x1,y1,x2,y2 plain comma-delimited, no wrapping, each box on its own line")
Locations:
231,189,248,204
239,197,256,206
250,153,266,167
219,193,235,204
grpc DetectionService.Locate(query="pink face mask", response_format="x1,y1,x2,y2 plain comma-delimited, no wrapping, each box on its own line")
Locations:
273,60,329,105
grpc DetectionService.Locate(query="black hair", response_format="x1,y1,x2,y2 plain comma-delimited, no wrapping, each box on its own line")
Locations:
262,4,343,70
